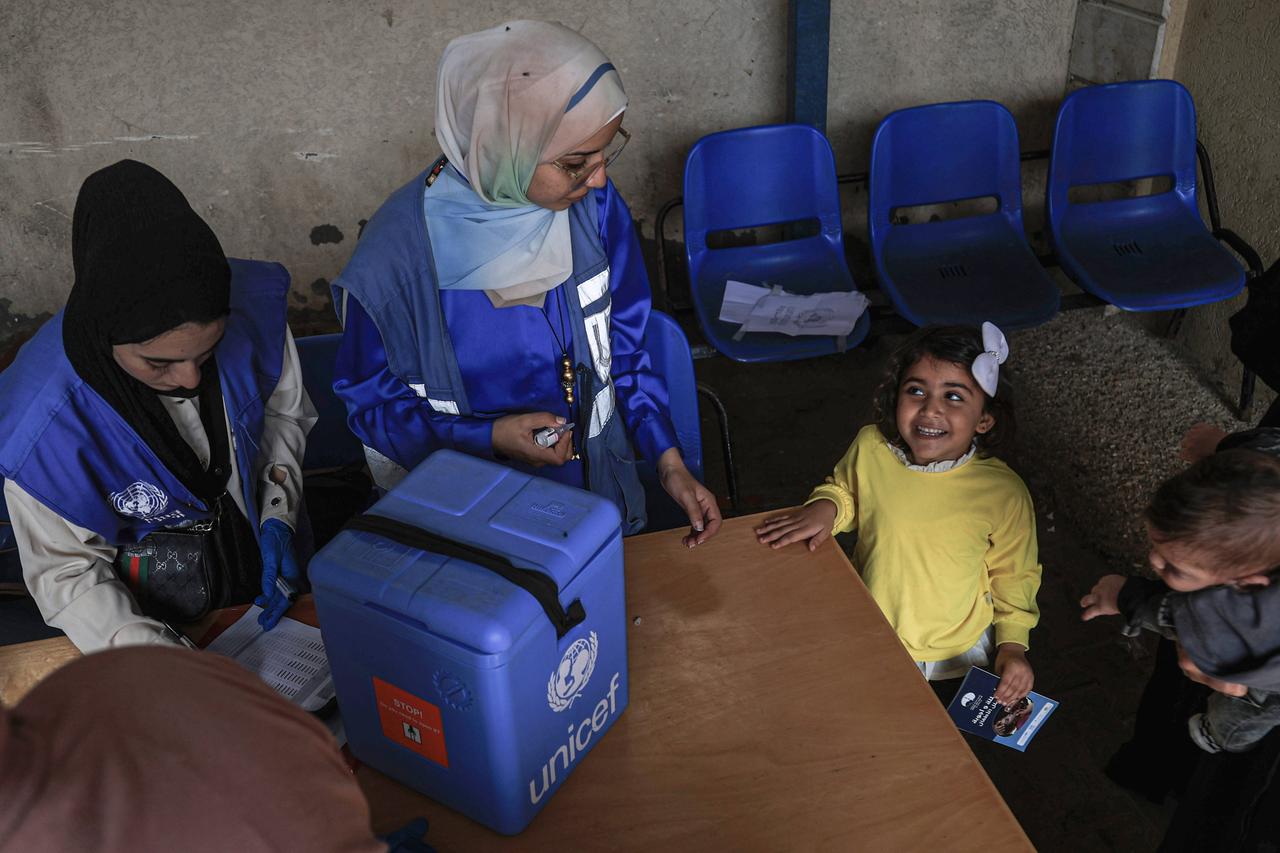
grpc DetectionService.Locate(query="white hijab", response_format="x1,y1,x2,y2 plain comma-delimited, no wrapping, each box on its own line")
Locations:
428,21,627,304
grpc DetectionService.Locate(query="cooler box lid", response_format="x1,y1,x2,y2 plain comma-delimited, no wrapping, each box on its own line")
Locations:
310,450,621,656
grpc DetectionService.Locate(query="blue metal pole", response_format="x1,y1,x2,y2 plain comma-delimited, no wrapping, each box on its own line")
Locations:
787,0,830,132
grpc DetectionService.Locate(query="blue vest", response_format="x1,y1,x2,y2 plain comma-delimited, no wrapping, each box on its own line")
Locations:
334,169,647,533
0,259,290,544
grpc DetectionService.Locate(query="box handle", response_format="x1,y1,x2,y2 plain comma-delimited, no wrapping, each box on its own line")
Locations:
342,513,587,639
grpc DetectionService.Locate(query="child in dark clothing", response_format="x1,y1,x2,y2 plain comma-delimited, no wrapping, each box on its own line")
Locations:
1081,432,1280,753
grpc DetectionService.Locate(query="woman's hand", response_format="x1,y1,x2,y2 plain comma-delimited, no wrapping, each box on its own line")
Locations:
1180,422,1227,463
256,518,300,631
993,644,1034,705
658,448,722,548
1176,642,1248,697
492,412,575,467
1079,574,1126,621
754,500,837,551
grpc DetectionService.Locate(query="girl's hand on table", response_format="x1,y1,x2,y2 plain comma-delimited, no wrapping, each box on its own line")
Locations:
754,500,837,552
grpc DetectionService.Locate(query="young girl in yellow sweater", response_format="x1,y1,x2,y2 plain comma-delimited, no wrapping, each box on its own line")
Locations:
756,323,1042,705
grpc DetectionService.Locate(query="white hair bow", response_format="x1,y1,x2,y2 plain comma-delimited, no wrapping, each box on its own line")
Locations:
972,321,1008,397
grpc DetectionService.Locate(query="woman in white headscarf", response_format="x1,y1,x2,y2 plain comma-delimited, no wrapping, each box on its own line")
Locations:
333,20,719,543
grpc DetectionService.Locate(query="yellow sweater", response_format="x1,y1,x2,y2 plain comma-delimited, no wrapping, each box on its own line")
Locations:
807,425,1041,662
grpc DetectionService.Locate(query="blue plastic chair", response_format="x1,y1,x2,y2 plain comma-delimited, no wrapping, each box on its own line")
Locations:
1047,80,1245,311
0,494,20,587
869,100,1060,330
637,310,705,530
295,333,365,471
683,123,870,362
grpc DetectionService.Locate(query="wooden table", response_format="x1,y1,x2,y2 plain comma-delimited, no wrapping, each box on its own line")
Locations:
0,632,82,706
0,513,1031,851
0,599,274,705
363,513,1030,851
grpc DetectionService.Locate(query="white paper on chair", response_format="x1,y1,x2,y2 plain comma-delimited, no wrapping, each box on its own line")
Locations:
741,289,870,337
718,279,772,324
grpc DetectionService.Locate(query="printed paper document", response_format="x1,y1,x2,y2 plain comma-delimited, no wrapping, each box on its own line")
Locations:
206,606,334,712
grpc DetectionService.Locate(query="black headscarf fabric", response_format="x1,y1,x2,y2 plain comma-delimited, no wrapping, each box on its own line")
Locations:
63,160,232,504
62,160,263,605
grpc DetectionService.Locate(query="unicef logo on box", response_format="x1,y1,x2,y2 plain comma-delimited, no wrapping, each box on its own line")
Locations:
546,631,598,713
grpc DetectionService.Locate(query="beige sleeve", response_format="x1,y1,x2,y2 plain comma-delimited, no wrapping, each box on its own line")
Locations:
256,327,318,529
4,479,174,652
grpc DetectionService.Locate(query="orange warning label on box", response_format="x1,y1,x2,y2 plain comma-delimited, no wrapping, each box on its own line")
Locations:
372,676,448,767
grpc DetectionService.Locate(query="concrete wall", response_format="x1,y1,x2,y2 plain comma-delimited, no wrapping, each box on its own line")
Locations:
1,1,1078,339
1165,0,1280,412
828,0,1076,163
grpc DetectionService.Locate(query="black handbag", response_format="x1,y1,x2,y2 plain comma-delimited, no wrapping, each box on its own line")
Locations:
114,522,220,623
112,491,261,623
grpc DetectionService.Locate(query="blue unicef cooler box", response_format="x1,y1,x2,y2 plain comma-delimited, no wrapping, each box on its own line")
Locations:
309,450,628,835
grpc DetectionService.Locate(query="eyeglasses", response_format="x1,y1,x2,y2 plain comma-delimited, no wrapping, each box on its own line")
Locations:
551,127,630,185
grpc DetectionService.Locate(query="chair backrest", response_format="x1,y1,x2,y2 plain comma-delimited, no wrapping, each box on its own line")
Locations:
869,100,1025,251
639,310,703,482
295,333,365,470
636,310,705,532
683,123,844,257
1047,79,1199,222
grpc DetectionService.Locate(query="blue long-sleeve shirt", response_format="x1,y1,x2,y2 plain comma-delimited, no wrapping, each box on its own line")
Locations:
333,181,678,489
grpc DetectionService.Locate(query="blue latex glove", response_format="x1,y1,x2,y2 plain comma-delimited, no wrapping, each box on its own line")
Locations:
255,518,300,630
380,818,436,852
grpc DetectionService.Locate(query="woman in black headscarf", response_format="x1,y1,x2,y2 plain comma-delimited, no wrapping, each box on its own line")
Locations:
0,160,315,651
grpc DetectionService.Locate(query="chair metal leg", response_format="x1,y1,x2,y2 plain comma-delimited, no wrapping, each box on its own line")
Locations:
654,197,686,314
1240,368,1257,421
1197,140,1224,233
1201,139,1266,422
696,381,740,514
1166,308,1187,339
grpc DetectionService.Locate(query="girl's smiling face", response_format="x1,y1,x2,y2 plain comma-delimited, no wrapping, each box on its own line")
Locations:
895,355,995,466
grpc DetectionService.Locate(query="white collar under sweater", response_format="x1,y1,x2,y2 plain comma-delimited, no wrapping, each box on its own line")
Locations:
885,439,978,473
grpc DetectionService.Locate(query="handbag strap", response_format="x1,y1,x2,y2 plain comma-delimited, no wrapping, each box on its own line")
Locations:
342,513,586,639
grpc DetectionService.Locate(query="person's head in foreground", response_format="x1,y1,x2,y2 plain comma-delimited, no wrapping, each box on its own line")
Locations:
0,647,387,853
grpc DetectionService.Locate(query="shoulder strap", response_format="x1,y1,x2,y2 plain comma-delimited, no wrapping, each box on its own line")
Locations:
342,513,586,639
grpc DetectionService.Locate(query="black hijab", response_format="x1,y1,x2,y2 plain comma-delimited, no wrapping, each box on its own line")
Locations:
63,160,233,505
62,160,264,606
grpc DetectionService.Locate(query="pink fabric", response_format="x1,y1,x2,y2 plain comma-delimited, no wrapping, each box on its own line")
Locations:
0,647,384,853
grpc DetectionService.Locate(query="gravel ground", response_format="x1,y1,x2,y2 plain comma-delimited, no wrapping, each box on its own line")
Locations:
1009,308,1249,572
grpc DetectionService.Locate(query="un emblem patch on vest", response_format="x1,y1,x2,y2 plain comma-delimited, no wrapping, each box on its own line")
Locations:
110,480,170,520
